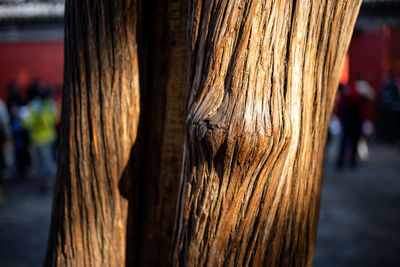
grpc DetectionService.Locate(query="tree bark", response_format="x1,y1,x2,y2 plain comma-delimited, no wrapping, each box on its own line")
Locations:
126,0,188,266
173,1,361,266
45,0,361,266
45,1,139,266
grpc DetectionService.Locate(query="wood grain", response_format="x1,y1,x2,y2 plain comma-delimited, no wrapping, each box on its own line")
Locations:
126,0,188,266
173,1,361,266
45,1,139,266
44,0,361,266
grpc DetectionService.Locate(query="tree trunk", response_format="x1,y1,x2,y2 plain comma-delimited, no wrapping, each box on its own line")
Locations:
45,0,361,266
173,1,361,266
126,0,187,266
45,1,140,266
45,0,188,266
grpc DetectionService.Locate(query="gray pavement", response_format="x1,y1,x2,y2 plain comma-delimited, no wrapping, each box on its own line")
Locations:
0,179,52,267
314,141,400,266
0,141,399,266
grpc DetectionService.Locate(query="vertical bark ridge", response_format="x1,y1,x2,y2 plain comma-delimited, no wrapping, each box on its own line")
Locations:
173,0,361,266
45,1,139,266
125,0,188,266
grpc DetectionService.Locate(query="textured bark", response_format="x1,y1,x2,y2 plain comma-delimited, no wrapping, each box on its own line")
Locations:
45,0,139,266
173,1,361,266
46,0,361,266
126,0,187,266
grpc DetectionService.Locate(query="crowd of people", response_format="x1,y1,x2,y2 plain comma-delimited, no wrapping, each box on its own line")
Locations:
0,81,60,196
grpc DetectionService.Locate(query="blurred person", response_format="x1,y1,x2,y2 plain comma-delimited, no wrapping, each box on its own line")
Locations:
7,82,31,180
0,97,11,204
336,77,375,169
0,98,10,173
7,82,23,115
355,76,375,161
46,85,62,161
21,82,57,189
381,72,400,104
336,82,362,169
377,72,400,144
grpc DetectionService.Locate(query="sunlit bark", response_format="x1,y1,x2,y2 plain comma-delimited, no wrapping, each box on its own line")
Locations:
45,1,139,265
173,1,361,266
45,0,361,266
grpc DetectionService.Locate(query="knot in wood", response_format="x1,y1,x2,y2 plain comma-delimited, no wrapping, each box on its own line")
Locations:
188,119,226,159
187,118,273,176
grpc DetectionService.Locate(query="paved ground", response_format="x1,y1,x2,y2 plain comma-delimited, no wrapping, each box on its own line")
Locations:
314,141,400,266
0,141,399,266
0,179,52,267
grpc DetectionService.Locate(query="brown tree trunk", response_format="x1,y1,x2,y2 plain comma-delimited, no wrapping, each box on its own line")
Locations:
45,0,188,266
45,1,140,266
173,1,361,266
126,0,187,266
45,0,361,266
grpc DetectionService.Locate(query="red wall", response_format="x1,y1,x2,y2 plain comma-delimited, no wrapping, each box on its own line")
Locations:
388,27,400,80
348,29,387,92
346,26,400,93
0,41,64,101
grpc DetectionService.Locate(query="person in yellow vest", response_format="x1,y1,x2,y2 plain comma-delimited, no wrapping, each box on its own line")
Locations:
21,83,57,188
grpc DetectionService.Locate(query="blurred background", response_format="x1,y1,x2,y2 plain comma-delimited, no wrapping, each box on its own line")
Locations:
0,1,63,266
0,0,399,266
